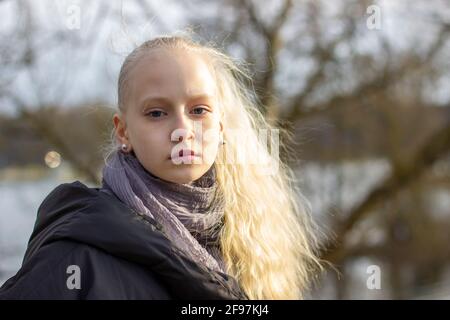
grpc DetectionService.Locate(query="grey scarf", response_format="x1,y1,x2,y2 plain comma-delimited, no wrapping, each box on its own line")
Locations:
100,150,227,273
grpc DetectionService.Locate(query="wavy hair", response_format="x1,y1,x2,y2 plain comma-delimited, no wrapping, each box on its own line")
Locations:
102,31,323,299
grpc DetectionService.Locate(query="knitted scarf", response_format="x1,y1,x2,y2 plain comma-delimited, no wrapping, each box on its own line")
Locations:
100,150,227,273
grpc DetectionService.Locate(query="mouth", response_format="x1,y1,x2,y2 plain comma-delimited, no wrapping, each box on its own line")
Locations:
168,149,201,160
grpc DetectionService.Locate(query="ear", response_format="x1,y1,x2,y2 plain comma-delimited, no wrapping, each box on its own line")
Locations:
113,113,129,143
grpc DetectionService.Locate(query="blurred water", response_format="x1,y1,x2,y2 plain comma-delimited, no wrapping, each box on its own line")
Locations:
0,163,78,286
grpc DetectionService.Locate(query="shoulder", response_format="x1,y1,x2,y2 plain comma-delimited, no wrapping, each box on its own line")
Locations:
41,180,96,207
0,240,172,300
37,180,105,219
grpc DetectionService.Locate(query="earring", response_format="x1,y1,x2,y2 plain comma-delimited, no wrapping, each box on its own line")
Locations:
121,143,128,152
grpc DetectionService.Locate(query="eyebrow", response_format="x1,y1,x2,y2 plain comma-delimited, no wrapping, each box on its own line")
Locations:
139,93,215,109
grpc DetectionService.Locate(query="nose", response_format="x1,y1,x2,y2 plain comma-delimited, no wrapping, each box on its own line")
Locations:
171,112,196,143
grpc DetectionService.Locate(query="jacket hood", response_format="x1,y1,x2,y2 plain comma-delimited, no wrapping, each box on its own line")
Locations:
22,180,247,300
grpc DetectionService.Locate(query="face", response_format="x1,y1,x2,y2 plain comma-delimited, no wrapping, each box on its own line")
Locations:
113,48,223,185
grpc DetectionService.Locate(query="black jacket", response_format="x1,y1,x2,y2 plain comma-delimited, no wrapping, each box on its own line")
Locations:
0,181,248,300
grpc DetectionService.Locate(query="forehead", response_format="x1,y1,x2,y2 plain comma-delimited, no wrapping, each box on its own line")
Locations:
129,48,217,101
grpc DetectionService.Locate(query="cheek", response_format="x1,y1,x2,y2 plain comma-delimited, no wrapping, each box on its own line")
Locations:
131,125,167,155
201,127,220,163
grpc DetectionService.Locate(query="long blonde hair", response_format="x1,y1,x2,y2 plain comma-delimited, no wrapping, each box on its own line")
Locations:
103,32,323,299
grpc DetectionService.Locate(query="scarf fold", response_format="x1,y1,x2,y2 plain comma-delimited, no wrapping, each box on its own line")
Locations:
100,150,227,273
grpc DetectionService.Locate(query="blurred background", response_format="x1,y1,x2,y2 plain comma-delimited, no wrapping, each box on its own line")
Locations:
1,0,449,299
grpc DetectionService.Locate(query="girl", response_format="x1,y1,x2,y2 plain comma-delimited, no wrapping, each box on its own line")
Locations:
0,34,322,300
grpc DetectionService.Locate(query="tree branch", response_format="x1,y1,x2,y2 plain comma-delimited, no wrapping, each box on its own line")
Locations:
321,118,450,264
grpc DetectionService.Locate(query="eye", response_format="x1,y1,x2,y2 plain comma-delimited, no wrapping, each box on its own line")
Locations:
146,110,167,118
191,106,210,115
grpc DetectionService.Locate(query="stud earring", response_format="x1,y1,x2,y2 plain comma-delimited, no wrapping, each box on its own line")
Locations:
121,143,128,152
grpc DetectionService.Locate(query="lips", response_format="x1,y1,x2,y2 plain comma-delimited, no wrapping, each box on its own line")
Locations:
169,149,199,160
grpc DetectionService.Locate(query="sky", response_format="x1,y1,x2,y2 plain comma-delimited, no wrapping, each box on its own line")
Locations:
0,0,449,117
